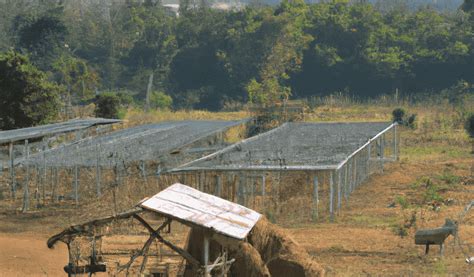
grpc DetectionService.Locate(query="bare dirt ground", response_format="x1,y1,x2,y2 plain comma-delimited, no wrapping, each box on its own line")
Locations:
0,112,473,276
0,233,67,277
290,159,474,276
1,159,472,276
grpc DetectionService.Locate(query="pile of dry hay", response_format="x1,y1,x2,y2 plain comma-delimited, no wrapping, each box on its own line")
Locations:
184,217,324,277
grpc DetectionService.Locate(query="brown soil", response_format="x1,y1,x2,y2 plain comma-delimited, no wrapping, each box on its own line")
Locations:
0,125,472,276
0,233,68,277
290,159,474,276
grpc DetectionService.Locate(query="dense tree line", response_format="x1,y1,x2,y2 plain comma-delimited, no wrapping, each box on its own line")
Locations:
0,0,473,117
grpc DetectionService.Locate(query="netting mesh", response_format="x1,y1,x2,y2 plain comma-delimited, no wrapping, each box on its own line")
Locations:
176,122,393,170
23,120,244,167
0,118,121,145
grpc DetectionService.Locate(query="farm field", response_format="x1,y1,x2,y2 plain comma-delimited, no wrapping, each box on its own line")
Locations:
0,103,473,276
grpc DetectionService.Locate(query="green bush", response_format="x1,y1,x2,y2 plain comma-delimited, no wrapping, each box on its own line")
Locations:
407,114,417,129
465,113,474,138
422,178,444,204
391,108,416,129
438,170,461,185
392,108,406,123
116,91,135,107
395,195,410,209
149,91,173,110
95,93,121,119
391,224,409,238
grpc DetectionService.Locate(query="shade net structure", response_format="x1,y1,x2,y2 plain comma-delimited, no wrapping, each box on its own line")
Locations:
4,120,248,212
167,122,399,223
0,118,122,145
0,118,122,201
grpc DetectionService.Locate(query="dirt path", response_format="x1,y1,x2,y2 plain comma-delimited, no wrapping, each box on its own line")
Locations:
0,233,67,277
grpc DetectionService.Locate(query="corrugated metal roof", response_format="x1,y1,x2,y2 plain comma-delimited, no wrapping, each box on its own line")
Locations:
140,183,261,240
0,118,121,144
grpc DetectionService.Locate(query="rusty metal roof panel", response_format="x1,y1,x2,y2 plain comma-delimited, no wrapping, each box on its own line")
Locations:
139,183,261,240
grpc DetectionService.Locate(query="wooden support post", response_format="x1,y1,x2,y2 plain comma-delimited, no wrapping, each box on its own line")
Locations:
74,166,79,206
312,176,319,221
329,171,334,222
9,142,15,199
367,142,372,175
22,140,29,212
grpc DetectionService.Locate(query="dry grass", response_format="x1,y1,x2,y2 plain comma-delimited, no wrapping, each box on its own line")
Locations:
124,108,249,127
0,98,473,276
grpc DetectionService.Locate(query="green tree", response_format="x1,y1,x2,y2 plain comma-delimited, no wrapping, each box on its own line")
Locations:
461,0,474,13
14,7,68,70
0,51,61,130
53,55,99,104
246,0,312,105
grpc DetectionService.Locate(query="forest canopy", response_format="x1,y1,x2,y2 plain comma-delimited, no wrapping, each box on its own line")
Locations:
0,0,473,115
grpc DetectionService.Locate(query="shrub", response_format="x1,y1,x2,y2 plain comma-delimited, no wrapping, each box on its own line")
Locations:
95,93,120,119
422,178,444,204
465,113,474,138
391,108,416,129
407,114,417,129
392,108,406,123
392,224,408,238
149,91,173,110
395,195,409,209
116,91,135,107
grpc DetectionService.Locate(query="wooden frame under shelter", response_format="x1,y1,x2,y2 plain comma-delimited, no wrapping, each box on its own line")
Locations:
47,183,262,276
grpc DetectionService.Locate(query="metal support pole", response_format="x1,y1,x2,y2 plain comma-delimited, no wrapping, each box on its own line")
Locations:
237,174,245,205
250,176,255,208
261,175,266,210
96,145,101,197
354,156,358,188
394,125,398,161
337,169,342,213
22,140,29,212
140,160,147,183
203,235,210,277
367,143,372,175
52,167,58,203
74,166,79,205
199,171,204,191
42,143,46,205
344,164,349,200
312,176,319,221
329,171,334,222
215,175,222,197
9,142,15,199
